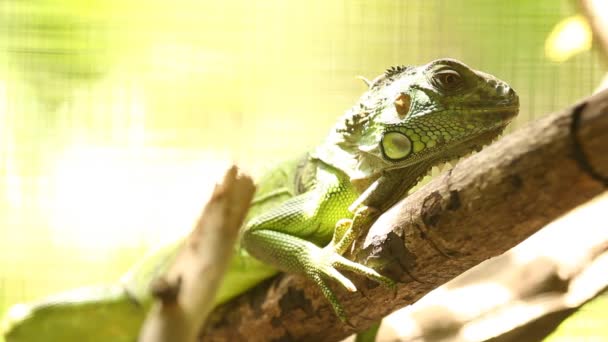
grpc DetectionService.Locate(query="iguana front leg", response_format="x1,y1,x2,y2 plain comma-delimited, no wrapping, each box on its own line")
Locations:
333,170,417,258
241,185,394,323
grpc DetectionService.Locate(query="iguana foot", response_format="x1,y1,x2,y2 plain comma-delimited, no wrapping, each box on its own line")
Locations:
311,206,394,322
306,245,395,322
243,229,394,323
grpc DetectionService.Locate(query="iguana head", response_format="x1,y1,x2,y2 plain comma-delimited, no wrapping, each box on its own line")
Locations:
314,58,519,190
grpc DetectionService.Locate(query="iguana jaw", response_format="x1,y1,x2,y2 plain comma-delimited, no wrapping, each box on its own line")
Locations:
383,112,516,173
348,119,513,194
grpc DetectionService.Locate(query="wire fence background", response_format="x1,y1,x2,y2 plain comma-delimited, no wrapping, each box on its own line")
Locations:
0,0,605,340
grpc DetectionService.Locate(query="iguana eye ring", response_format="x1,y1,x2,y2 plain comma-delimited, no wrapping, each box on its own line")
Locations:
431,69,464,92
381,131,412,161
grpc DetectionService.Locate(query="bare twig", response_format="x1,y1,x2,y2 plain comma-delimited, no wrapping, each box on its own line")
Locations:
139,166,255,342
200,90,608,341
579,0,608,61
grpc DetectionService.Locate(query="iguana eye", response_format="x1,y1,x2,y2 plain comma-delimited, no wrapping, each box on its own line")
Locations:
381,132,412,161
431,69,464,92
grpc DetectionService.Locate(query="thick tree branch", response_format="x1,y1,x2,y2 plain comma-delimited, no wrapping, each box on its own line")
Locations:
140,166,255,342
200,90,608,342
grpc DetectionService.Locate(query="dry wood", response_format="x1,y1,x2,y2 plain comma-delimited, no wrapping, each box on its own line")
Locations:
200,90,608,341
579,0,608,61
380,193,608,342
139,166,255,342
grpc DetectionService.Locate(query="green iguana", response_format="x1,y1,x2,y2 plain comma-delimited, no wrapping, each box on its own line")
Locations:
2,58,519,341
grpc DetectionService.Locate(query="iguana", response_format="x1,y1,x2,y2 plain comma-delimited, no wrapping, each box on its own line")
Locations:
2,58,519,341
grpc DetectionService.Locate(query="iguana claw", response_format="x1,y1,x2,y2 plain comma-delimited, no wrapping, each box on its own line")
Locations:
306,246,394,322
311,205,394,322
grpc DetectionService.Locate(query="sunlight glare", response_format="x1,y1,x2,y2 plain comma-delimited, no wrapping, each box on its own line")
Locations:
441,283,513,318
545,15,592,62
45,146,230,256
460,302,547,341
0,81,23,209
2,304,32,331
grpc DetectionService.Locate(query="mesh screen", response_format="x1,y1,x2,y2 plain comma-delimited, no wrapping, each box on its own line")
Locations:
0,0,605,338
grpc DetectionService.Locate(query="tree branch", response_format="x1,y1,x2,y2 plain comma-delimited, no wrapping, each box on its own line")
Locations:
139,166,255,342
200,90,608,341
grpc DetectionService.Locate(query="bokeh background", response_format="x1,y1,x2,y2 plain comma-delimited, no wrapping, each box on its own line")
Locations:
0,0,606,341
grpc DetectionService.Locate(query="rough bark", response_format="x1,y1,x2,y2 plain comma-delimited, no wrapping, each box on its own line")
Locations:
140,166,255,342
200,90,608,342
381,194,608,342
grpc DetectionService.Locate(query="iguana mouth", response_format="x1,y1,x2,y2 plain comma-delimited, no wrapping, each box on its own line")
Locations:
461,90,519,118
478,106,519,124
456,102,519,118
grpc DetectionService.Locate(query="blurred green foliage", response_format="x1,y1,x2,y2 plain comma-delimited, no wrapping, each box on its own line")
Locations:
0,0,606,340
546,292,608,342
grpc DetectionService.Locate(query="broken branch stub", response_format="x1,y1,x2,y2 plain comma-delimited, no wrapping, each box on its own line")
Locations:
140,166,255,342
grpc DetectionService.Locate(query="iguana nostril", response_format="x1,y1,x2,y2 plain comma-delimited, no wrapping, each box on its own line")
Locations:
496,83,513,97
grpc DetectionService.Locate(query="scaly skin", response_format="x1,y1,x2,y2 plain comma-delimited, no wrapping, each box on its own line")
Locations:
2,58,518,341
